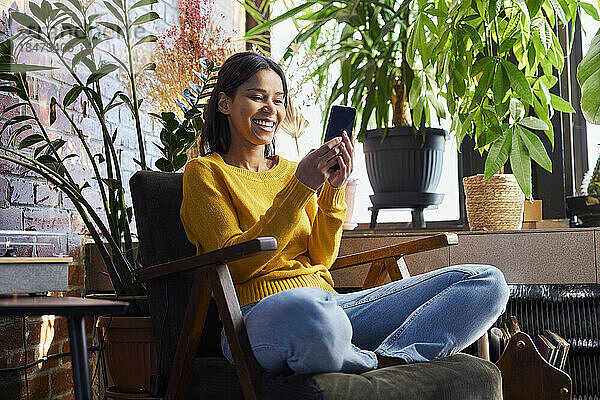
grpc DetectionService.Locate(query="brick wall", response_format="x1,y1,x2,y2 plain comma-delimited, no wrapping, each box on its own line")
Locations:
0,0,244,398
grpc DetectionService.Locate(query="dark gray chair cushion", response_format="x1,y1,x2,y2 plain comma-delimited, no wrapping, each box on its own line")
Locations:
130,171,503,399
186,354,502,400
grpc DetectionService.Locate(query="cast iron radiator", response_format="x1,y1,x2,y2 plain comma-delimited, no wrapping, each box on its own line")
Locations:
493,284,600,400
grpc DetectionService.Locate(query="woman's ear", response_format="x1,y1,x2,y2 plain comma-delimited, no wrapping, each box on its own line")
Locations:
218,92,231,115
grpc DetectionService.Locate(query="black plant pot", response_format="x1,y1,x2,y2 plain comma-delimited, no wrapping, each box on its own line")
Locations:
363,127,446,227
566,195,600,227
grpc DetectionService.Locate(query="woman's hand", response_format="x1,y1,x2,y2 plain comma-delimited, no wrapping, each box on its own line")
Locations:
295,136,344,190
328,131,354,188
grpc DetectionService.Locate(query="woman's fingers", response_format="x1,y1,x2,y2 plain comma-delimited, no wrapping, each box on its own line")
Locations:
318,137,343,156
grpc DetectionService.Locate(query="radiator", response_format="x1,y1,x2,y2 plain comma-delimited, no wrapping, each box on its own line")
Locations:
494,285,600,399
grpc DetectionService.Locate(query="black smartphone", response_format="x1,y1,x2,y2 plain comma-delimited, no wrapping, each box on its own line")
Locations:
323,105,356,170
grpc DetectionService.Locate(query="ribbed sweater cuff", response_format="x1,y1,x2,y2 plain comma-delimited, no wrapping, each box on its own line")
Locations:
282,175,316,210
318,180,346,211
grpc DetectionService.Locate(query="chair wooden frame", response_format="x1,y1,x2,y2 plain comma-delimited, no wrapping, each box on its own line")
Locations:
132,232,488,400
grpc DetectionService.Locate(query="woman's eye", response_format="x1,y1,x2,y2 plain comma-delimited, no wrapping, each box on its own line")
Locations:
274,99,284,104
250,96,262,101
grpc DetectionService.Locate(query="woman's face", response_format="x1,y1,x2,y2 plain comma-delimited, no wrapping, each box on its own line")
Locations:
218,69,286,150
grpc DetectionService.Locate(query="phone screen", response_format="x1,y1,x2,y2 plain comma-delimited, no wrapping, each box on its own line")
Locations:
323,105,356,170
323,105,356,143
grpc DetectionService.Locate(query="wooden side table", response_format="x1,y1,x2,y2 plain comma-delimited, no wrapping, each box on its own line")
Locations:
0,296,129,400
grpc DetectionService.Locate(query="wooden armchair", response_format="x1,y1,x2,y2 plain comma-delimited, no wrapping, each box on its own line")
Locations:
129,171,501,400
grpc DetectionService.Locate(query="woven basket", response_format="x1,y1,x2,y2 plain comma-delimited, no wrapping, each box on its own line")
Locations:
463,174,525,231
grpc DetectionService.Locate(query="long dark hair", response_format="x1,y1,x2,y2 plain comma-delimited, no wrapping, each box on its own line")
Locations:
200,52,288,157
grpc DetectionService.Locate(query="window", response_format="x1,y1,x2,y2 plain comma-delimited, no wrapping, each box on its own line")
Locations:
581,13,600,181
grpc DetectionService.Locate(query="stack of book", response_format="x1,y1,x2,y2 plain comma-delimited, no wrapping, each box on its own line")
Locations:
535,330,570,370
488,316,570,370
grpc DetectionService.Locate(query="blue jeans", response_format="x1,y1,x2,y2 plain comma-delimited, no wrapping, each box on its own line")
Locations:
222,264,509,374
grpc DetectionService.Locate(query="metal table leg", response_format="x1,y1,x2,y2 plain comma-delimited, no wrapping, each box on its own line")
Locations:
411,208,425,228
67,315,92,400
369,208,379,229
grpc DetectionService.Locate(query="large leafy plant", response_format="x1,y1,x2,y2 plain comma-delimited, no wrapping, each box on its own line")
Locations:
410,0,599,197
243,0,438,140
0,0,164,313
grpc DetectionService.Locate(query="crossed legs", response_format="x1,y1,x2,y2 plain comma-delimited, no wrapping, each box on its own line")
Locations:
221,264,509,374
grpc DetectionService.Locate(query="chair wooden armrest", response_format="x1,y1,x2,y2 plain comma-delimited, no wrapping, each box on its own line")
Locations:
132,237,277,283
331,232,458,272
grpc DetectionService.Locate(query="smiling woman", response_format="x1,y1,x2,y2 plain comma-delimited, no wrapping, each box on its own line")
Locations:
178,51,508,377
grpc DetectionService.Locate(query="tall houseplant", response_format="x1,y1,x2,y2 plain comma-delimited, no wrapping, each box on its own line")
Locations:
244,0,450,227
247,1,600,223
1,0,162,313
1,0,217,307
412,0,599,197
1,0,219,393
411,0,599,229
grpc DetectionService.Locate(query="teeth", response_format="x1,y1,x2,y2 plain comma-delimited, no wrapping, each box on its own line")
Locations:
253,119,275,127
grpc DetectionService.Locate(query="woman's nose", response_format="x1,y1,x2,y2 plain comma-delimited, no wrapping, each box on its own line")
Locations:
262,102,274,113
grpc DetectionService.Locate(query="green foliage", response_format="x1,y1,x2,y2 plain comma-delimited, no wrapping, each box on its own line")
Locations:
577,26,600,196
152,62,218,172
242,0,415,141
408,0,598,198
0,0,167,313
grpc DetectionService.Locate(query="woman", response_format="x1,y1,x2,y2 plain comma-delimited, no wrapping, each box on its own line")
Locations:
180,52,509,375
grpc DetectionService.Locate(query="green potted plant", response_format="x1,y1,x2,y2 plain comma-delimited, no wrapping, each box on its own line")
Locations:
412,0,599,230
0,0,216,394
567,24,600,226
243,0,449,227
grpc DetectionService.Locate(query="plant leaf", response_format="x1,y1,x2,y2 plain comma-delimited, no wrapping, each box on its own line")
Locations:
549,93,575,113
133,34,157,47
63,85,83,107
18,133,45,149
517,125,552,172
97,21,125,38
0,63,55,73
510,127,532,198
86,63,119,85
501,60,533,105
518,116,548,131
484,129,512,179
129,0,158,10
131,11,159,26
103,1,125,24
10,11,42,32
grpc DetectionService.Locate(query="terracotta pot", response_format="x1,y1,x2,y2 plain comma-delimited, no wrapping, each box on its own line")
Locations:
96,316,158,394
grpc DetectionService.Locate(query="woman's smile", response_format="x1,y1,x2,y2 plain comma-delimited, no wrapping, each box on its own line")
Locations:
252,118,276,132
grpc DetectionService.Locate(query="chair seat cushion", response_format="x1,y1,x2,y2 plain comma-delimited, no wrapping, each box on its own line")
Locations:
185,353,502,400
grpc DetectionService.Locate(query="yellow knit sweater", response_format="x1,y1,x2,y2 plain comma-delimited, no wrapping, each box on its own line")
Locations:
180,152,347,307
